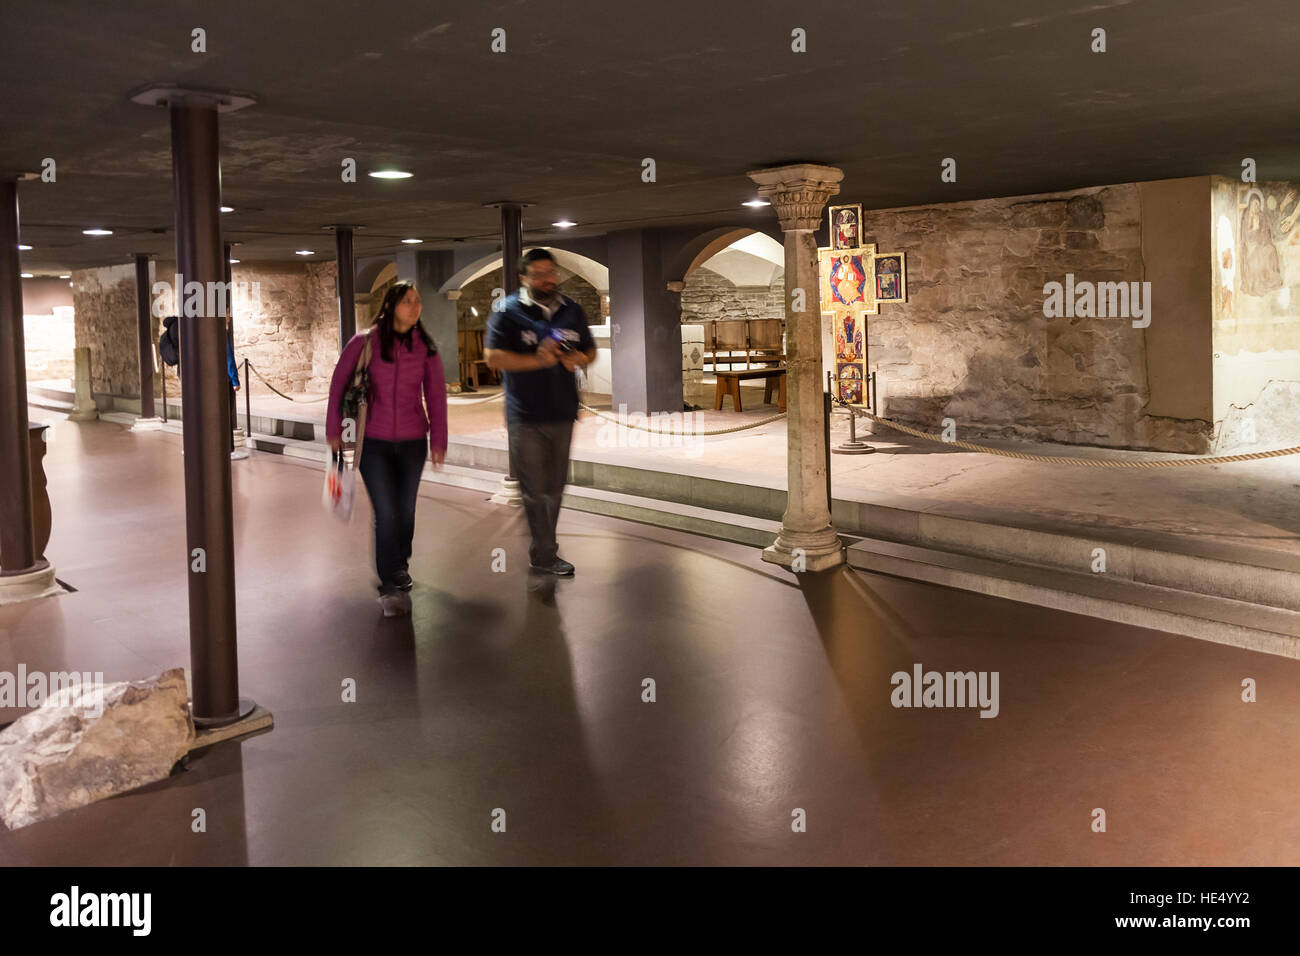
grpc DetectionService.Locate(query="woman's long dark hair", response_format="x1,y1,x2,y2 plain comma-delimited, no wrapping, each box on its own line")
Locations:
372,280,437,362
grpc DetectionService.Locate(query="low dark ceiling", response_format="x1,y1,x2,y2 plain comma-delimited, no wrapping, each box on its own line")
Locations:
3,0,1300,275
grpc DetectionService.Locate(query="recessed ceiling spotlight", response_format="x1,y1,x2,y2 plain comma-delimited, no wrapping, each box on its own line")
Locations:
59,274,70,279
401,238,423,244
294,250,315,256
17,244,31,250
552,220,576,228
743,199,770,208
220,206,234,213
228,258,240,264
20,273,33,278
83,228,113,236
470,306,479,317
368,170,413,180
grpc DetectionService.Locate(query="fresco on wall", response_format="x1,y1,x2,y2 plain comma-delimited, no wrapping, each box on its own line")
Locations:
1214,180,1300,344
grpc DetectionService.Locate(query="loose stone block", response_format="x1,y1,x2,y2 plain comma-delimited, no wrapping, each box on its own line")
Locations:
0,668,194,830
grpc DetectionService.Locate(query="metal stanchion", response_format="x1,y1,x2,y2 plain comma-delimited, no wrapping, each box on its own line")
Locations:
830,368,876,455
243,357,251,443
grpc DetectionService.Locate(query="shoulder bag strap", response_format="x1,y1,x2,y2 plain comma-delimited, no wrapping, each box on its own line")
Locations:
353,331,373,469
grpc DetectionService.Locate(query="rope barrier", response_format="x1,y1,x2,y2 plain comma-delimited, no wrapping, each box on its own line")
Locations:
246,363,329,403
578,402,786,436
839,403,1300,468
448,390,506,405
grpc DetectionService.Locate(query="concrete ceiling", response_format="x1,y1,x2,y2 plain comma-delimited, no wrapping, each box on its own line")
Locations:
4,0,1300,276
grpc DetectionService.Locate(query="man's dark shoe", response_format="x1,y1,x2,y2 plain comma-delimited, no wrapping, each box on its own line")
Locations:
529,558,574,577
393,570,413,592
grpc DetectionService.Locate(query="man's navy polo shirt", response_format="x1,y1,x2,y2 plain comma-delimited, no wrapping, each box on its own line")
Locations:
485,289,596,424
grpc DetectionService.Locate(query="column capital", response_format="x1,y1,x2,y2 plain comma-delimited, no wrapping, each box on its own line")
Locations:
445,290,463,301
665,280,685,293
746,163,844,232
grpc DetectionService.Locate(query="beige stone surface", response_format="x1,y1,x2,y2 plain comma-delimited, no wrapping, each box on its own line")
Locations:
858,182,1211,453
0,668,194,830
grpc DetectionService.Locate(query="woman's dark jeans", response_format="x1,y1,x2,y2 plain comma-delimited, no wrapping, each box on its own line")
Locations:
358,436,427,594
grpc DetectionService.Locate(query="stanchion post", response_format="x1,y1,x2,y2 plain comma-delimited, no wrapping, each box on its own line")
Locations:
243,357,250,441
823,377,832,514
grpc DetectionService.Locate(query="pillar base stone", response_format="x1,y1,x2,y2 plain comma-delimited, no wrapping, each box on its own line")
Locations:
762,526,845,572
0,562,62,606
491,476,524,507
68,406,99,422
131,416,164,432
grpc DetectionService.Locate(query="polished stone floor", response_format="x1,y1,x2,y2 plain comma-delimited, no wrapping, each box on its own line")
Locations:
2,413,1298,865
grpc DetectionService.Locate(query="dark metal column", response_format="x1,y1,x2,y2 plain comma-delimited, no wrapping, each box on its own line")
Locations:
335,226,355,348
499,204,524,485
170,103,243,726
223,240,234,351
0,179,39,575
134,253,156,419
500,204,523,297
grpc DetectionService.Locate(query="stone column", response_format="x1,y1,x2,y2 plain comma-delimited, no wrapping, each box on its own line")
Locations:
747,163,845,572
68,346,99,421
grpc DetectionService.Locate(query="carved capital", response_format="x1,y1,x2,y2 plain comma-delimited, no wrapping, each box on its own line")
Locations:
747,163,844,232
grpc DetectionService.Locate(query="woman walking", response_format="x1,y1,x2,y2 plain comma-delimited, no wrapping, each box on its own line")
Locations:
327,280,448,617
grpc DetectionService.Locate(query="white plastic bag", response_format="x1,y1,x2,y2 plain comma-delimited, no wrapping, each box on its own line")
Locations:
322,450,356,522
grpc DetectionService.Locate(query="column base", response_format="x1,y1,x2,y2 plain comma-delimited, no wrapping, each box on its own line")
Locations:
68,406,99,422
762,525,845,572
491,476,524,507
131,416,164,432
0,561,63,606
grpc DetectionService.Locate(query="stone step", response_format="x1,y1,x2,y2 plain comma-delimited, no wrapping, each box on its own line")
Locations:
251,429,778,548
27,395,74,414
837,500,1300,613
846,537,1300,659
26,381,74,403
118,410,1300,634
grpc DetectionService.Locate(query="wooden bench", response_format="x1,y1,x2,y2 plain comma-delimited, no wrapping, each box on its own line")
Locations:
714,368,786,412
703,318,786,372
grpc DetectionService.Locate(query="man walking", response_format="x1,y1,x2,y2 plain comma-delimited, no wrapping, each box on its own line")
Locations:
485,249,596,585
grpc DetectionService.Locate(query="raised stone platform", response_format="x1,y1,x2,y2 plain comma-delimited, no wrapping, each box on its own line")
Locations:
30,379,1300,656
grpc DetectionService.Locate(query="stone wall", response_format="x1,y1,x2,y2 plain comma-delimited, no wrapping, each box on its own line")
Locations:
71,264,149,397
680,266,784,324
856,182,1212,452
72,259,342,399
24,307,75,382
456,268,603,331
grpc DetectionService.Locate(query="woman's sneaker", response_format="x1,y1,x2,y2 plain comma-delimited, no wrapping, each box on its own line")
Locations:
380,590,411,617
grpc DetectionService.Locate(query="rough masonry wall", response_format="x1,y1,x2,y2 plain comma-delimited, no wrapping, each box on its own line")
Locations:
231,260,338,395
71,259,342,399
857,183,1211,453
457,269,602,332
24,308,75,382
71,264,150,397
680,267,784,324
